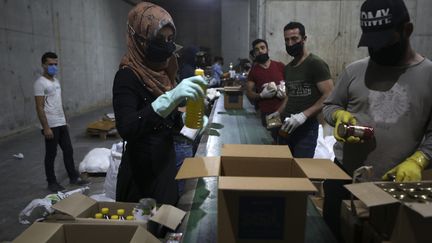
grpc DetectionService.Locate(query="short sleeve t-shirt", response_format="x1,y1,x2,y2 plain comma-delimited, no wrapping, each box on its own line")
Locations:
248,60,285,113
283,53,331,116
34,76,66,128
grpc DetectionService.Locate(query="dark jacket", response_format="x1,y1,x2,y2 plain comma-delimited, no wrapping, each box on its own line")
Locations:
112,67,180,205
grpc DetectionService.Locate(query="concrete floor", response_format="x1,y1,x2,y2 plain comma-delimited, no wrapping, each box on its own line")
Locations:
0,105,118,242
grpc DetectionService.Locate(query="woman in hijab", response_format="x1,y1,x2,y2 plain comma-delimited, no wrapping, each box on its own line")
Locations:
112,2,206,204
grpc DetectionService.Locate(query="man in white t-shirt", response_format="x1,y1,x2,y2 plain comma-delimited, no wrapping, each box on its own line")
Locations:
34,52,89,192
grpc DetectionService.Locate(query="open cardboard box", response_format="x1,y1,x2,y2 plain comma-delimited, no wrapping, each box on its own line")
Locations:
223,86,243,109
49,193,186,231
345,181,432,243
176,144,351,243
13,222,160,243
340,200,369,243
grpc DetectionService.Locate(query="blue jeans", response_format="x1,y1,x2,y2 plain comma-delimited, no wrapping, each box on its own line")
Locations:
279,118,318,158
174,139,193,195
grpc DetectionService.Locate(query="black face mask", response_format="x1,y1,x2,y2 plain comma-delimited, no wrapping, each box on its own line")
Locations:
285,42,303,57
368,38,407,66
146,39,176,63
255,53,269,64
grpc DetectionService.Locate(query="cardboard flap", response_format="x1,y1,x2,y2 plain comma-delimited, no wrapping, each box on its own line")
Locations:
130,225,161,243
51,193,96,217
221,144,292,158
345,182,398,207
218,177,317,192
294,158,351,180
13,222,62,243
150,205,186,230
404,202,432,218
176,156,220,179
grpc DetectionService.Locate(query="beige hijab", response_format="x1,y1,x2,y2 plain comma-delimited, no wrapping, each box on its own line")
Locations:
120,2,178,96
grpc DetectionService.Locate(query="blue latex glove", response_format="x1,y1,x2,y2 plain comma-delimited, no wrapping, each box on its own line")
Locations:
152,76,207,118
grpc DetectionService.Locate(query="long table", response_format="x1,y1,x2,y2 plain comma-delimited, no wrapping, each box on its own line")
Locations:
176,93,336,243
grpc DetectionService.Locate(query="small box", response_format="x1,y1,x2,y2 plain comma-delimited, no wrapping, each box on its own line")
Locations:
49,193,186,231
176,144,351,242
224,86,243,109
13,222,159,243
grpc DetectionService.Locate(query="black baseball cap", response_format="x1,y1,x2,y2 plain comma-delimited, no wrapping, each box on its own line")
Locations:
358,0,410,49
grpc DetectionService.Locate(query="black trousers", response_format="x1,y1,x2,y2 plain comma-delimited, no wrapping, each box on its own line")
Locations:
323,159,351,243
43,125,78,184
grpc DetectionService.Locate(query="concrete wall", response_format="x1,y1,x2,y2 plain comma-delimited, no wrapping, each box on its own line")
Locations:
221,0,250,67
261,0,432,78
0,0,131,137
158,0,222,59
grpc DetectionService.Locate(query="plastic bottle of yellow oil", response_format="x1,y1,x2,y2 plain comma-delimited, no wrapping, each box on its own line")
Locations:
185,68,207,129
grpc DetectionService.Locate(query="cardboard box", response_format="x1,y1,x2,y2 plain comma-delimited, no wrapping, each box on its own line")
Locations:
50,193,186,231
361,221,387,243
224,86,243,109
340,200,369,243
176,144,351,243
345,181,432,243
13,222,160,243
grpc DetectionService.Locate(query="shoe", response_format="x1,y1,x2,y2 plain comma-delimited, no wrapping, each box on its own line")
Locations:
69,177,90,186
48,182,65,192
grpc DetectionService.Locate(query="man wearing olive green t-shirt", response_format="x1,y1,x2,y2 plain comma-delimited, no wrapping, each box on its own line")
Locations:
277,22,334,157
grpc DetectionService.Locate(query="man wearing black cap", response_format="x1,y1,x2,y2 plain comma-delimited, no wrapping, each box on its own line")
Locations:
322,0,432,240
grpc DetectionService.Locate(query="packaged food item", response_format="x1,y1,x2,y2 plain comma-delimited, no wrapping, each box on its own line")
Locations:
265,114,282,129
337,124,374,140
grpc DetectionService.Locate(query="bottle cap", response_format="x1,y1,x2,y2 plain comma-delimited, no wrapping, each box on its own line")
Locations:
101,208,109,214
195,68,204,76
95,213,103,219
111,215,119,220
117,209,125,215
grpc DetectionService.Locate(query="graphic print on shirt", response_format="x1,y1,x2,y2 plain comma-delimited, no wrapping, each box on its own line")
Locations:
287,80,311,97
368,82,409,124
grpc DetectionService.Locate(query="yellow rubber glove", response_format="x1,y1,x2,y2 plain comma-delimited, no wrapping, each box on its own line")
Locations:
382,151,430,182
332,110,360,143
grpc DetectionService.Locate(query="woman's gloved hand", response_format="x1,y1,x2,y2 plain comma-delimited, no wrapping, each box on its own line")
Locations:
332,110,360,143
152,76,207,118
382,151,430,182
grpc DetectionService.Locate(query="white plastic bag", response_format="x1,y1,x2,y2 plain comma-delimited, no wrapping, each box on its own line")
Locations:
18,187,89,224
314,125,336,161
103,142,124,199
78,148,111,173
